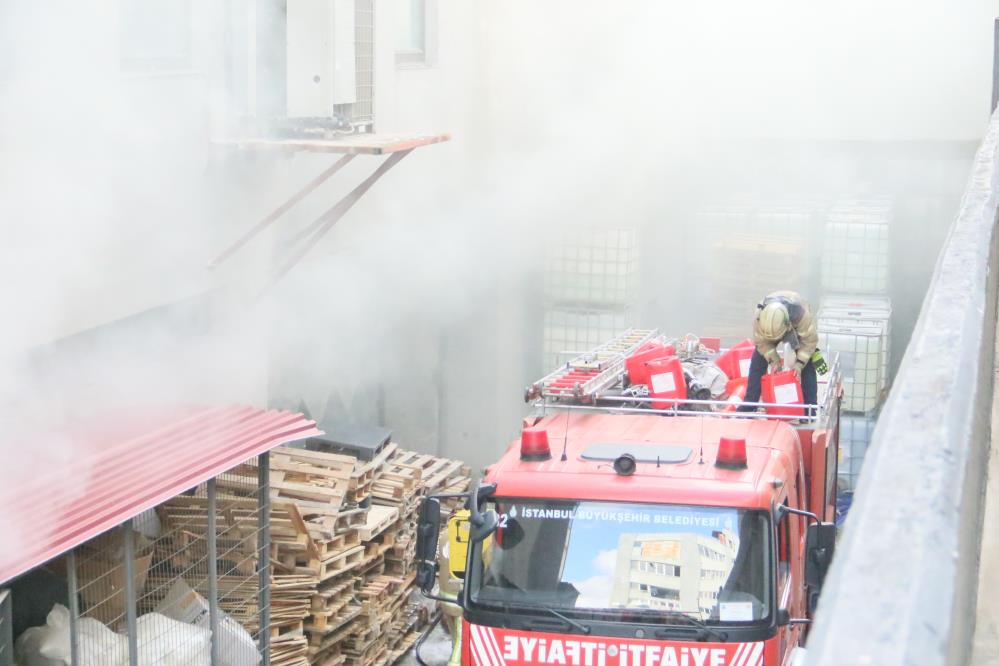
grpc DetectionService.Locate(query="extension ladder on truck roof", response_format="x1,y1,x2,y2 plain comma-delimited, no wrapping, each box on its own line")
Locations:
524,328,660,402
526,331,842,428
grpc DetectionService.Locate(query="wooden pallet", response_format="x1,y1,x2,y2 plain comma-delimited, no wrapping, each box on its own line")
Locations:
271,597,311,626
271,619,306,639
271,472,349,505
314,527,362,557
312,577,357,608
387,629,422,665
357,505,399,541
274,447,358,477
271,451,355,480
306,508,368,541
308,614,365,654
257,444,471,666
268,447,366,514
271,634,310,666
344,622,390,666
388,451,471,495
312,644,348,666
307,600,364,636
296,544,366,581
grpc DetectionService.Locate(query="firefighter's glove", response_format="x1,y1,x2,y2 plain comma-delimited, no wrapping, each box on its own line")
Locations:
811,350,829,376
793,361,804,379
764,349,781,373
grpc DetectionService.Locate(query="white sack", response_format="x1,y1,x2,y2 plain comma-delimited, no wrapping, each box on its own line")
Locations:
155,579,260,666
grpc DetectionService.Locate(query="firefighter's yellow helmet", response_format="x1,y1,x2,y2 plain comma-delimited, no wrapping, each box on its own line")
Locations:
758,301,790,341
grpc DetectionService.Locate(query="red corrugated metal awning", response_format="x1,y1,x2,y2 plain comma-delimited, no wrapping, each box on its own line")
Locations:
0,405,321,584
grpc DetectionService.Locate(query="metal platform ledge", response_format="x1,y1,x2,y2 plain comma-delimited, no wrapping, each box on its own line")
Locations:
214,132,451,155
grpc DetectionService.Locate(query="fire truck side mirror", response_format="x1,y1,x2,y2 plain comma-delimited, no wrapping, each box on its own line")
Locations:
468,480,499,542
804,522,837,591
416,498,442,592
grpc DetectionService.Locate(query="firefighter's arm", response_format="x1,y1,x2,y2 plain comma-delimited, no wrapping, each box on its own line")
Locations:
794,308,819,368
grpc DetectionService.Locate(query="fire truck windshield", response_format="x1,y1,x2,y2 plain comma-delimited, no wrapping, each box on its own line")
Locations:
468,499,771,624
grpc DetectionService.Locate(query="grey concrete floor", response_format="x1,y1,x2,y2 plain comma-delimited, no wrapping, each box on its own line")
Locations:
397,621,454,666
972,330,999,664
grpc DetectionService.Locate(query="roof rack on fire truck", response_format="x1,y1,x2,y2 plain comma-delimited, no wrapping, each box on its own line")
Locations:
524,332,842,429
524,328,661,403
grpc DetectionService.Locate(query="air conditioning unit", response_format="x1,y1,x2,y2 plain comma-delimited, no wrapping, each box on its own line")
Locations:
285,0,373,132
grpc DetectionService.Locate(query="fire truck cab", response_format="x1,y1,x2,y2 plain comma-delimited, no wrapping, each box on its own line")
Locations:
417,330,841,666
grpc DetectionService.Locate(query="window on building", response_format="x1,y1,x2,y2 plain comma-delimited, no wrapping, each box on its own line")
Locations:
650,586,680,601
395,0,435,67
119,0,192,71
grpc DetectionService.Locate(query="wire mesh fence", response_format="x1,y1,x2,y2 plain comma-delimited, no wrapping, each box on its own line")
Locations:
817,320,888,413
542,307,638,372
821,201,892,294
49,453,272,665
542,227,640,372
544,226,639,307
838,413,877,492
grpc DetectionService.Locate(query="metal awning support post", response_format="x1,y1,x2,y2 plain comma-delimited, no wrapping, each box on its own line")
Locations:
0,589,12,666
66,550,80,665
123,520,138,666
207,478,220,666
257,452,271,665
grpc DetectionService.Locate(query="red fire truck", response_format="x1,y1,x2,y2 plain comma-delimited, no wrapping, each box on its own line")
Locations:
416,330,841,666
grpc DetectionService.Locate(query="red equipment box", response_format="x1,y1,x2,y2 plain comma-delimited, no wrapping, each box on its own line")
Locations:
626,341,675,386
646,356,686,408
714,338,756,380
761,370,805,417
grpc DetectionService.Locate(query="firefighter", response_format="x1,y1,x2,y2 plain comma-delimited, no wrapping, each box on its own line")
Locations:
737,290,819,412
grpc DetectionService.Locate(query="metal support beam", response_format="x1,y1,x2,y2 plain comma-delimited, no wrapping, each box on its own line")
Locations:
269,149,413,286
67,550,80,666
258,452,271,665
123,521,138,666
208,478,220,666
211,154,356,267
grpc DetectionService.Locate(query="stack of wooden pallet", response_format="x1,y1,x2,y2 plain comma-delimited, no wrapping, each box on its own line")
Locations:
148,442,470,666
271,575,318,666
269,443,470,666
366,449,471,663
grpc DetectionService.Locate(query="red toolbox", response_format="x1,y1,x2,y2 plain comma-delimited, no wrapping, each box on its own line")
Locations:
714,338,755,380
626,341,675,386
761,370,805,418
645,356,686,408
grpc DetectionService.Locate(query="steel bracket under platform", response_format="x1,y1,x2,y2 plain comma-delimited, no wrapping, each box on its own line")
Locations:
211,133,450,286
